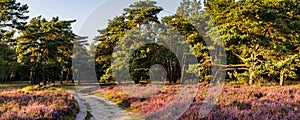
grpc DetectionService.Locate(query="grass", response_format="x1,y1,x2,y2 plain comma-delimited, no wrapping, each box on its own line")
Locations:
50,82,77,90
0,81,76,90
0,81,30,88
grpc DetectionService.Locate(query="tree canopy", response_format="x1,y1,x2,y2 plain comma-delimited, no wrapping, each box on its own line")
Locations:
95,0,300,86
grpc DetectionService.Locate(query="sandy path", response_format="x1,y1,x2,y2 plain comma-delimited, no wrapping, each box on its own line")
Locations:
68,90,143,120
68,90,87,120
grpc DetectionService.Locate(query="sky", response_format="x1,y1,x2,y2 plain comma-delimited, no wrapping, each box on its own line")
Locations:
17,0,183,44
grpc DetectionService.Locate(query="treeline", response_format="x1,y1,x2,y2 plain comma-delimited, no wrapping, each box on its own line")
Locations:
1,0,299,86
0,0,87,85
95,0,300,86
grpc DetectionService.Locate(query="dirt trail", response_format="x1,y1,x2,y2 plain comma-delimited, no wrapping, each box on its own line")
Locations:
68,90,143,120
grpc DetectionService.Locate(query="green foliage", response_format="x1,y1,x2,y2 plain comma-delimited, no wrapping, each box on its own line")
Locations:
227,71,248,86
0,0,28,82
166,0,212,83
0,0,29,40
96,0,168,84
99,67,113,83
0,0,76,85
205,0,300,85
1,0,300,87
16,16,76,84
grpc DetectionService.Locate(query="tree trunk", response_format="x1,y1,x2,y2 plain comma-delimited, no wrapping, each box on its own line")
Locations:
249,65,255,85
134,79,139,84
169,59,173,83
52,73,55,86
77,70,81,85
60,70,63,84
44,78,47,86
30,68,34,85
249,71,254,85
71,71,74,83
181,55,187,84
66,68,70,82
4,75,8,82
249,54,256,85
280,69,285,86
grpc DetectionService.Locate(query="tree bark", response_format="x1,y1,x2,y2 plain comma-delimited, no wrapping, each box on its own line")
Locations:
249,64,255,85
249,71,254,85
249,54,257,85
181,54,187,84
30,68,34,85
66,68,70,82
280,69,285,86
44,78,47,86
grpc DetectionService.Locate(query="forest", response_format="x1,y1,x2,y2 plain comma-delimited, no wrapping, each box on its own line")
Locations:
0,0,300,119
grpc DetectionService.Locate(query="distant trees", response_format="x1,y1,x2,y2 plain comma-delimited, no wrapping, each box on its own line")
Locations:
72,36,90,85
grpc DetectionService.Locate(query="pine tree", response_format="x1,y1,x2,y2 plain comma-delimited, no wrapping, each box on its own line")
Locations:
204,0,300,85
17,16,76,85
95,0,164,84
0,0,29,82
257,0,300,85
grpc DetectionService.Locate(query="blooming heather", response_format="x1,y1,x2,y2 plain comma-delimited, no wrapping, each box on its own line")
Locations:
0,88,77,119
98,84,300,120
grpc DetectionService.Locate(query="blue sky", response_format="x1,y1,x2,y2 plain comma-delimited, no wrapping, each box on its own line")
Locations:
17,0,105,34
17,0,185,44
